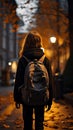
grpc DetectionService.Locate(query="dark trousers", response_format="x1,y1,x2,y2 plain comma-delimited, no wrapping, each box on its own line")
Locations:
23,105,44,130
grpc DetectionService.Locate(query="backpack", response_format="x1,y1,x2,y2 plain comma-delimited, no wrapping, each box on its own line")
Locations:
20,55,49,106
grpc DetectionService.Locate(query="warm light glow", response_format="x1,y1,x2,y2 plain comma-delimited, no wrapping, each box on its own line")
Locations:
59,37,63,45
11,62,17,73
50,36,56,43
41,47,44,52
44,49,53,59
8,62,12,66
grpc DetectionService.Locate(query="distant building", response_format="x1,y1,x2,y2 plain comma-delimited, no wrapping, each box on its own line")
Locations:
0,22,18,80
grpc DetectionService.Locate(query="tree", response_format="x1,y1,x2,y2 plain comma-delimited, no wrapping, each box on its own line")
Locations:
36,0,69,75
63,0,73,90
0,0,19,31
0,0,70,75
0,1,68,37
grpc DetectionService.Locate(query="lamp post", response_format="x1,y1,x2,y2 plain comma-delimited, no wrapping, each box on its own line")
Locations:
50,36,64,100
50,36,60,74
56,0,60,74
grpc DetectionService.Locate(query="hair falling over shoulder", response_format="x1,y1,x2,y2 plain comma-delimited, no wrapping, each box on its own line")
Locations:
19,31,43,58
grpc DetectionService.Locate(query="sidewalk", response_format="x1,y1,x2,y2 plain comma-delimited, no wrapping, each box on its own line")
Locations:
0,85,14,96
0,85,73,130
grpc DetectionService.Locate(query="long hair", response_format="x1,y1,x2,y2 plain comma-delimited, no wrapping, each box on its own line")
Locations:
19,31,43,58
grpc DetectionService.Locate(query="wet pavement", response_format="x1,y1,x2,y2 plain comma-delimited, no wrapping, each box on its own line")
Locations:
44,100,73,130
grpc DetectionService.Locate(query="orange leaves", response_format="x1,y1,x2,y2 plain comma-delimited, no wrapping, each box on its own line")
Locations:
0,1,18,31
3,124,10,128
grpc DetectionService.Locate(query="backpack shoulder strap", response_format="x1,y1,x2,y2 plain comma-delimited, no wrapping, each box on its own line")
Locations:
23,55,29,63
23,55,45,63
39,54,45,62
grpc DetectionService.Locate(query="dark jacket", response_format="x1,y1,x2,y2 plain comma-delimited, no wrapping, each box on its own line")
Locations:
14,48,53,106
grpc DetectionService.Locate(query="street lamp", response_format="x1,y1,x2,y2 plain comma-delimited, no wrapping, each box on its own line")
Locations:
50,36,57,44
50,36,63,100
50,36,60,74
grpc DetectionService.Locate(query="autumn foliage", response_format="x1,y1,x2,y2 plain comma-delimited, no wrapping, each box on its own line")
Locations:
0,0,19,30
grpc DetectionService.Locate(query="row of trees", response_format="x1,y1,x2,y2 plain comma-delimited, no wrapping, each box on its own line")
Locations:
0,0,69,40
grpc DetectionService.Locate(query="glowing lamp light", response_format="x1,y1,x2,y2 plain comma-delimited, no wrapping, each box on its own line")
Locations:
8,62,12,66
50,36,56,43
12,62,17,73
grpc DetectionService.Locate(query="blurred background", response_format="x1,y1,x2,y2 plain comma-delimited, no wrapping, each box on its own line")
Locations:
0,0,73,94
